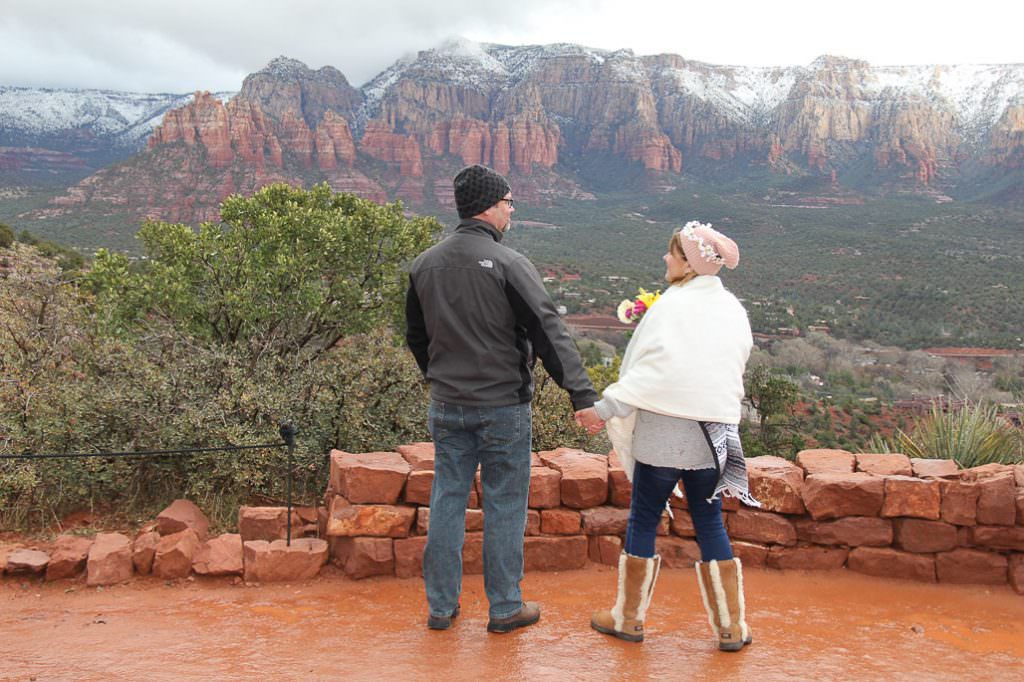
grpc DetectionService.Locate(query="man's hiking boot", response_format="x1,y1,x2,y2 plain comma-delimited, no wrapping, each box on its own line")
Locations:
487,601,541,633
426,604,460,630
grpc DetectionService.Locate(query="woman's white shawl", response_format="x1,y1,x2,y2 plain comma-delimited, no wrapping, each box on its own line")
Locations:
604,275,753,494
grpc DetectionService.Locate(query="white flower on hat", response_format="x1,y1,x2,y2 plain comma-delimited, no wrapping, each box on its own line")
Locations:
679,220,726,265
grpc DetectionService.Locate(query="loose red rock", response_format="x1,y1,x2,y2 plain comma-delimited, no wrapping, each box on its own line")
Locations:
193,533,244,576
156,499,210,541
329,450,410,504
45,535,92,581
855,453,912,476
795,449,855,475
87,533,133,586
153,528,202,580
243,538,329,582
746,456,805,514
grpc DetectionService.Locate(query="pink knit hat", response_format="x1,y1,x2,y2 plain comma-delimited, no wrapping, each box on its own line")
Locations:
676,221,739,276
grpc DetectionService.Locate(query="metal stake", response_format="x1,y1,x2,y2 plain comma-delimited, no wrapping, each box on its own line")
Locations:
279,422,297,546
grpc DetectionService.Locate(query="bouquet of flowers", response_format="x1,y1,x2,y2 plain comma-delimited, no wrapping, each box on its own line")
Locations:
616,288,661,324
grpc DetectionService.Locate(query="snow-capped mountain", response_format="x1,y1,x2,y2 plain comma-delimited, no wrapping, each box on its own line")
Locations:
4,40,1023,242
0,86,235,168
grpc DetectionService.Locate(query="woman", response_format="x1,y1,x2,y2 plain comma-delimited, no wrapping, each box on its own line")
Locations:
576,221,758,651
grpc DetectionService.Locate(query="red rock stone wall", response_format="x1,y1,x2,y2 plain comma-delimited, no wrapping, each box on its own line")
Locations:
6,450,1021,591
325,444,1024,593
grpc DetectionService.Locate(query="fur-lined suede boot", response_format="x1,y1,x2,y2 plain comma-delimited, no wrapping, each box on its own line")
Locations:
695,557,752,652
590,552,661,642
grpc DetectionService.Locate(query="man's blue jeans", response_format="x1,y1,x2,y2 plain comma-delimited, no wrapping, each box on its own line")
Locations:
624,461,734,562
423,400,532,620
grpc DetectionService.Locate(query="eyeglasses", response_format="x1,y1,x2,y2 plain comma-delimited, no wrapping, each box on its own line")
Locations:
501,198,515,208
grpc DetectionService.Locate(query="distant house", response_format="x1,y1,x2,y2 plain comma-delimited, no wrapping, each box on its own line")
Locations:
893,395,966,414
923,347,1020,371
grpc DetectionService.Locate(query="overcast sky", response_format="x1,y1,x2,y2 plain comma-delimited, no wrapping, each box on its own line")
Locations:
3,0,1021,93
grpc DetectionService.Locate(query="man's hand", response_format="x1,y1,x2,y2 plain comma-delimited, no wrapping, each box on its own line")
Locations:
574,407,605,435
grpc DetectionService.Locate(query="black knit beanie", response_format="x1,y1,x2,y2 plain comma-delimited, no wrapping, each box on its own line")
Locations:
453,164,511,219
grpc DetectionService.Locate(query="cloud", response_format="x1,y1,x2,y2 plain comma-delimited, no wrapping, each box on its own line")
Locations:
1,0,1021,93
0,0,566,91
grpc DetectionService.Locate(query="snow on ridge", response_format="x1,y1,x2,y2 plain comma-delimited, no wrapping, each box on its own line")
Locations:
0,86,235,146
433,37,507,74
357,56,414,130
868,64,1024,131
260,56,314,79
484,42,612,77
647,58,1022,130
414,37,510,83
648,62,801,124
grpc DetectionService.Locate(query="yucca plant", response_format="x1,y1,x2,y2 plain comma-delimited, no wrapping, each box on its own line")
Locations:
870,402,1021,468
865,433,894,454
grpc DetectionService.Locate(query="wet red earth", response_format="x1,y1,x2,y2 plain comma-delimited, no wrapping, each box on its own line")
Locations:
2,565,1022,681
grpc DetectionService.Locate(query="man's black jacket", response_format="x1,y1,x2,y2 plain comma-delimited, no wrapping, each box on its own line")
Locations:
405,219,597,410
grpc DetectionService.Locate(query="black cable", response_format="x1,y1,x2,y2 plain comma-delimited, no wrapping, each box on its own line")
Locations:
0,442,285,460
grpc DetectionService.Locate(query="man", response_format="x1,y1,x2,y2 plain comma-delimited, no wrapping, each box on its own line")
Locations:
405,164,602,633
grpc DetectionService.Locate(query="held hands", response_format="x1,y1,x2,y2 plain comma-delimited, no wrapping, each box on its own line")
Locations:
574,407,605,435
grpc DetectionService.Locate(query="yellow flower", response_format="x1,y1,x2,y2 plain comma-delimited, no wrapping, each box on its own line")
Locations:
637,288,661,309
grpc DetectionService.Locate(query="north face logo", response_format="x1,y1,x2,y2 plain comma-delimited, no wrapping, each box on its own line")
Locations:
478,259,494,268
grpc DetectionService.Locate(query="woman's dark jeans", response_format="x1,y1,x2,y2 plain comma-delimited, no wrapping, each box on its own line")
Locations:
624,461,734,561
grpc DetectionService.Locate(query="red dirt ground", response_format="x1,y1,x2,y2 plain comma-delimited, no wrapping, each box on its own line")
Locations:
2,564,1022,681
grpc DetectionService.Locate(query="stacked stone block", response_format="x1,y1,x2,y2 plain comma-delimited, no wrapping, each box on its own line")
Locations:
324,445,636,580
4,448,1023,594
322,444,1024,594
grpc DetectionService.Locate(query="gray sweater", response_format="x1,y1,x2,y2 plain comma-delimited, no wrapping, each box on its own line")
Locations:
595,394,715,470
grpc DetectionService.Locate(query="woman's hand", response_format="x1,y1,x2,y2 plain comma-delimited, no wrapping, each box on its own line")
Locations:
574,407,605,435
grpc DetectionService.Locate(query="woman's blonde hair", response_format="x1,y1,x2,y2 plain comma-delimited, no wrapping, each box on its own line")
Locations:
668,231,699,286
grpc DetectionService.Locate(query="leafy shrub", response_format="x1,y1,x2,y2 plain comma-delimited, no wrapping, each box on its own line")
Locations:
86,182,440,357
866,402,1021,467
0,222,13,249
742,365,803,458
0,304,431,529
14,229,84,270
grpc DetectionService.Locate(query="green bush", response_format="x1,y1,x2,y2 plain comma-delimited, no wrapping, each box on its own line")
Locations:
0,222,13,249
13,229,84,270
86,182,440,357
0,308,430,529
742,365,803,458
